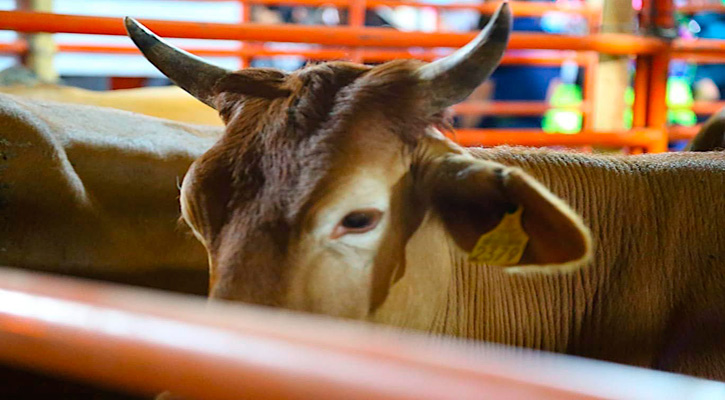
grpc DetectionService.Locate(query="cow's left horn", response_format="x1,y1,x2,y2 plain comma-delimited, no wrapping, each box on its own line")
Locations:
124,17,230,109
417,2,511,111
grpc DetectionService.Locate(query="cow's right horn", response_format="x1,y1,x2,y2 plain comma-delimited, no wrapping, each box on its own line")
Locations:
124,17,229,109
417,2,512,112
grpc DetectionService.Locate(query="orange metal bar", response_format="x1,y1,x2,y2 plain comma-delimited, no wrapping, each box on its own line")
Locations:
452,128,664,148
0,41,27,54
239,0,253,68
675,53,725,64
510,33,666,55
645,53,671,153
348,0,366,63
676,3,725,14
40,44,592,66
501,51,592,66
452,101,585,116
673,38,725,55
109,76,146,90
0,11,668,54
668,125,699,141
55,43,348,58
640,0,653,33
690,101,725,115
0,267,721,400
633,56,650,128
646,0,673,153
653,0,674,32
230,0,600,18
581,52,598,130
367,0,600,17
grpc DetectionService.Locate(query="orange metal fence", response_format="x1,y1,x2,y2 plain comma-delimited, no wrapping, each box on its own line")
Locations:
1,11,666,52
1,1,724,152
0,266,723,400
1,2,725,395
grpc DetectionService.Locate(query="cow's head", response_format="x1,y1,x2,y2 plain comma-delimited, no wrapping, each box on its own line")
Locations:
126,3,591,320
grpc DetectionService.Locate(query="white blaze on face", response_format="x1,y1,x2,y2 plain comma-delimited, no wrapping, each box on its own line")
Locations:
312,173,390,253
286,168,396,318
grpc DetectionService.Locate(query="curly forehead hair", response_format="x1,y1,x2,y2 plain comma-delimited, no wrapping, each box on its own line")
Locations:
201,59,447,226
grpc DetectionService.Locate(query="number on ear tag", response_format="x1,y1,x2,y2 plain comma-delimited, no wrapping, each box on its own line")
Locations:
469,207,529,266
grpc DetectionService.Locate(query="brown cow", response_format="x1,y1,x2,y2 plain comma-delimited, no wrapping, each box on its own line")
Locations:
687,108,725,151
0,94,218,293
127,3,725,380
0,83,223,126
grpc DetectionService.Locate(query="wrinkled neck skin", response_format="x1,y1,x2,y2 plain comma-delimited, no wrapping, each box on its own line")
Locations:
370,205,579,354
371,141,725,374
370,133,580,353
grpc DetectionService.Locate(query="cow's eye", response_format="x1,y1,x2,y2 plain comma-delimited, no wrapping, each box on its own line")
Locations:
332,209,382,238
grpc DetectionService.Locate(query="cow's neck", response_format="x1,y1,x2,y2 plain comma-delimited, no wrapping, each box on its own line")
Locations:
431,248,589,353
371,211,586,352
373,147,724,368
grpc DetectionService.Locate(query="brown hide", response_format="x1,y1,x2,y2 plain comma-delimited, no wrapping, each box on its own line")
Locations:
687,108,725,151
0,84,224,126
0,93,218,293
176,61,724,379
181,60,441,308
447,148,724,380
128,1,724,381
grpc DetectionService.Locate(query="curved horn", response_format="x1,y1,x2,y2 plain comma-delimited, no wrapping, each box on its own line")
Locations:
417,2,512,111
124,17,230,109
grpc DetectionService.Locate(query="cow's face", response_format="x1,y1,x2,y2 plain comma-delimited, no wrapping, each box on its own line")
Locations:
177,60,446,317
128,4,591,319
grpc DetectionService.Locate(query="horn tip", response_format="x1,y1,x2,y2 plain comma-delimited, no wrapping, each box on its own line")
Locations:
123,16,138,33
497,2,511,16
123,16,162,52
124,16,154,39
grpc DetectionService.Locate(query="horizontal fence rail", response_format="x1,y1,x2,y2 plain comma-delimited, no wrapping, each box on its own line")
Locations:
0,2,723,150
0,11,668,54
3,10,723,56
0,267,723,400
231,0,601,17
0,43,594,66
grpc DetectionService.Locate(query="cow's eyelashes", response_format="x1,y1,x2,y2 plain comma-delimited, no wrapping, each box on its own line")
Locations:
331,209,382,239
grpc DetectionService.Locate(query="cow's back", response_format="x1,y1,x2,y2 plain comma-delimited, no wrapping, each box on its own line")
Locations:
0,84,224,126
0,94,220,292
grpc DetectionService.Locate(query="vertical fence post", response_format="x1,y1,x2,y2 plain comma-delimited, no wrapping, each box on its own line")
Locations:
239,0,252,69
349,0,366,63
632,55,650,129
646,52,671,152
644,0,674,153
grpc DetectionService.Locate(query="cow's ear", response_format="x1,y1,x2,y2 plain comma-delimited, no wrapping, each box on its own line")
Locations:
420,155,592,272
211,70,291,123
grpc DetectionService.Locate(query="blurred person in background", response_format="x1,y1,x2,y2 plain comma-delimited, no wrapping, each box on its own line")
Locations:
249,6,306,71
690,12,725,102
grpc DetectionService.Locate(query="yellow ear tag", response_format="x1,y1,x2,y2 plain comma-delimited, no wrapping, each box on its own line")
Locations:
468,207,529,266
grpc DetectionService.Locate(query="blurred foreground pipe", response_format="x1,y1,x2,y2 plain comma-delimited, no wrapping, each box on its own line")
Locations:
0,267,723,400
